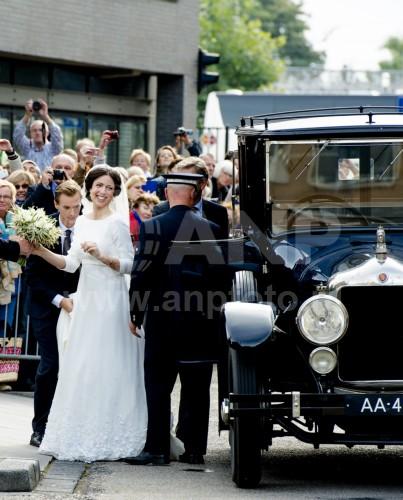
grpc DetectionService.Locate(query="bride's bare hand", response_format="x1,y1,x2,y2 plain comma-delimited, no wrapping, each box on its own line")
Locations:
81,241,101,259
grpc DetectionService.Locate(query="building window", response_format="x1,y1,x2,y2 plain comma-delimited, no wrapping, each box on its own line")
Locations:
0,111,11,140
14,62,49,88
53,68,86,92
0,61,10,84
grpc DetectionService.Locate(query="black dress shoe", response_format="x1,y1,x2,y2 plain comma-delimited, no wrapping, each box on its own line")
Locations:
29,432,43,448
179,452,205,465
124,451,170,465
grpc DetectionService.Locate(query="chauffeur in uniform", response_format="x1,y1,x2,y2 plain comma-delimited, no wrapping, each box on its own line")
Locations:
128,172,225,466
152,156,229,238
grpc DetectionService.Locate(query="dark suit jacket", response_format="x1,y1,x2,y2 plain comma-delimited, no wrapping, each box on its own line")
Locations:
130,205,222,326
130,205,224,361
23,183,56,216
25,214,80,317
0,239,20,262
153,199,229,238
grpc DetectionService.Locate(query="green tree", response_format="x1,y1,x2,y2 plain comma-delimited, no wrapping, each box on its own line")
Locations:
254,0,325,67
199,0,285,91
379,37,403,70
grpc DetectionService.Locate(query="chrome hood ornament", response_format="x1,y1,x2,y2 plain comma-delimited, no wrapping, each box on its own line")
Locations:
328,226,403,295
375,226,387,262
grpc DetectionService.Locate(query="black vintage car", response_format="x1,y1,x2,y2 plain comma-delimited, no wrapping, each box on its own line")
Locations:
220,106,403,488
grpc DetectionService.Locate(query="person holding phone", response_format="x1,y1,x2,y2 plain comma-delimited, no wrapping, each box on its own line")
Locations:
86,130,119,166
73,130,119,187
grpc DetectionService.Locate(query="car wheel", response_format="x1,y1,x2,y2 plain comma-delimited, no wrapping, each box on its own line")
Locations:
229,348,262,488
232,270,258,302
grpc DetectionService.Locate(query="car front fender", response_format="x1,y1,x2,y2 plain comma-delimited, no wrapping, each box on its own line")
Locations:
223,301,275,349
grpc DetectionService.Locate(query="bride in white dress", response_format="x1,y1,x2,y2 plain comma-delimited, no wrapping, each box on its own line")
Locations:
32,166,147,462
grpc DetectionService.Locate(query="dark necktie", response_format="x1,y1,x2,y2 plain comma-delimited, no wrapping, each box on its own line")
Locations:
62,229,72,255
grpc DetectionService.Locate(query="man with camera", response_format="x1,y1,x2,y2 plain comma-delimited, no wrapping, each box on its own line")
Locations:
174,127,202,157
13,99,63,170
23,154,76,215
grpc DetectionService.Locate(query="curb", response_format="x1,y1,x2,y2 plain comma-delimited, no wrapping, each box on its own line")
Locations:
0,458,40,492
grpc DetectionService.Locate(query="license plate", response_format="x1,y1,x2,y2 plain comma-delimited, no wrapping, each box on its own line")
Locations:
345,395,403,415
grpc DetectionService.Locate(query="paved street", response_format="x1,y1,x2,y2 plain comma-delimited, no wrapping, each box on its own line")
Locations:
0,392,51,472
2,370,403,498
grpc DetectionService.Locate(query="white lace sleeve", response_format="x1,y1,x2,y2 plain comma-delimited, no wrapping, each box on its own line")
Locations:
112,216,134,274
63,218,83,273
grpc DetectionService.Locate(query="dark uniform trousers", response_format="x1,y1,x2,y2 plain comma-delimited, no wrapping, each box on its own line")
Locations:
143,324,213,457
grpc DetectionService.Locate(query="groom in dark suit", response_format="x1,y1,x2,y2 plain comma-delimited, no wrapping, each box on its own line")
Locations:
128,171,226,466
25,180,82,447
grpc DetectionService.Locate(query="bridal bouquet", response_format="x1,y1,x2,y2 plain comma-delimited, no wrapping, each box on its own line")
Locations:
11,206,61,265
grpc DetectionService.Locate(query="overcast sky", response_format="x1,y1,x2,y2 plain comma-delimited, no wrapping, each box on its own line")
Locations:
301,0,403,70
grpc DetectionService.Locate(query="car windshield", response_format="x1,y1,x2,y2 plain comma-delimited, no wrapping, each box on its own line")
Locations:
266,139,403,234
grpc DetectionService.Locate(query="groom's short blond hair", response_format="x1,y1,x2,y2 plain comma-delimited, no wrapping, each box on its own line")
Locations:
54,179,82,203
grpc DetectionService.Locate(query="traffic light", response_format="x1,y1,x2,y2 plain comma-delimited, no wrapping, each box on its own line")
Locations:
198,48,220,93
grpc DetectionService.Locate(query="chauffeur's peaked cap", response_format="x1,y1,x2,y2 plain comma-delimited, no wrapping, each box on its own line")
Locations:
163,172,204,186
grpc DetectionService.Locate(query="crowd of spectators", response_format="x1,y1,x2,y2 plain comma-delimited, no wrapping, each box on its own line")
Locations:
0,98,239,390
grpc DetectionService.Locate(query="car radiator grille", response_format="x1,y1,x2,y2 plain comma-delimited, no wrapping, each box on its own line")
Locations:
338,286,403,381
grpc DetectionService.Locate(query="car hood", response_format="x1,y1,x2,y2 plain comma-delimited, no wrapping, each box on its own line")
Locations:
271,228,403,291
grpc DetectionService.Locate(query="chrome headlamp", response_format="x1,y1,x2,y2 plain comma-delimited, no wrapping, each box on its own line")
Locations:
296,295,348,345
309,347,337,375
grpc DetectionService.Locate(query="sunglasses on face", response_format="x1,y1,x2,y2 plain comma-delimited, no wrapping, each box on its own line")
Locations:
15,184,29,189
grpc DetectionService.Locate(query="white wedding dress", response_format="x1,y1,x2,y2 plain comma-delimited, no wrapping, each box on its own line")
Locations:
39,212,147,462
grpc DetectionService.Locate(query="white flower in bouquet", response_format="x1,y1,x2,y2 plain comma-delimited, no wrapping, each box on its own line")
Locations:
10,206,61,265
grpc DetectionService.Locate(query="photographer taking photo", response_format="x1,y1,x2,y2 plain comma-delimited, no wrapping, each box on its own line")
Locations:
13,99,63,171
23,154,76,215
173,126,202,157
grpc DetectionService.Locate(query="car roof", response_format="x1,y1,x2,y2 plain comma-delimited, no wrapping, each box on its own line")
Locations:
236,107,403,139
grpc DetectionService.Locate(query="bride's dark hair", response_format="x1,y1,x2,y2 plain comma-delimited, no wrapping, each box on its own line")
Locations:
85,165,122,201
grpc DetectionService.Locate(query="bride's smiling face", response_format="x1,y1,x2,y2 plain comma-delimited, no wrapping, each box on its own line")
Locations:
89,174,115,208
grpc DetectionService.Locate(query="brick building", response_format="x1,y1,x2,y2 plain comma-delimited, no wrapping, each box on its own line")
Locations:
0,0,200,165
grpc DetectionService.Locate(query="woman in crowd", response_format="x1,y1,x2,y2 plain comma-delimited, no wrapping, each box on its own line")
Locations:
212,160,234,202
129,149,152,178
153,145,178,177
126,174,146,244
152,146,180,200
126,174,146,206
130,192,160,245
22,160,41,184
0,181,21,391
7,171,36,206
133,192,159,221
33,166,147,462
0,181,22,336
